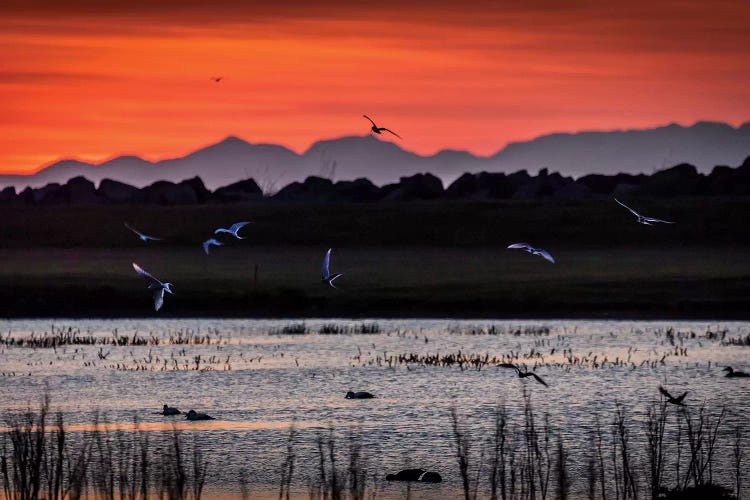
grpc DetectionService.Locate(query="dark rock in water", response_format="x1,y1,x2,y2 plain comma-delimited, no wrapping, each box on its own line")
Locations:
658,482,736,500
419,471,442,483
386,469,425,481
213,178,263,202
385,469,442,483
384,173,443,201
98,178,141,204
345,391,375,399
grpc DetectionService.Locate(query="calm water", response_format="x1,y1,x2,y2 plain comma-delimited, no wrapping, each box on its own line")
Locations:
1,319,748,498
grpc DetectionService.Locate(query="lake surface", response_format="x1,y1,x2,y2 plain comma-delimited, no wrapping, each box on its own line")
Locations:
1,318,748,499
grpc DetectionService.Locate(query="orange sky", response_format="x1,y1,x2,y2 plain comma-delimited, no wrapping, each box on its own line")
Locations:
1,0,749,174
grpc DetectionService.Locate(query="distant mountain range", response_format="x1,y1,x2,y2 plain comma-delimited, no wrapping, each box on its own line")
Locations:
1,121,748,191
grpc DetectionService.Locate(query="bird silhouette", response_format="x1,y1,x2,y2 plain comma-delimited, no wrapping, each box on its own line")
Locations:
723,366,750,378
511,365,548,386
214,222,251,239
202,238,223,255
322,248,344,288
132,263,174,311
124,223,161,242
363,115,401,139
507,243,555,263
210,76,223,83
659,386,688,405
614,198,674,225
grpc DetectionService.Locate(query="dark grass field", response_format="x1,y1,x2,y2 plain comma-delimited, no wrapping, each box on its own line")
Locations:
1,198,749,318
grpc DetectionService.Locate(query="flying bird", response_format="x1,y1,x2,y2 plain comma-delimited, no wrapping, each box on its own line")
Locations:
214,222,251,239
723,366,750,378
614,198,674,225
513,366,548,387
202,238,223,255
210,76,223,83
363,115,402,139
124,223,161,242
507,243,555,263
132,263,174,311
322,248,343,288
659,386,688,406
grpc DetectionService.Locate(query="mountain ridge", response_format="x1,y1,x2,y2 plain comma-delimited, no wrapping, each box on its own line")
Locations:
1,121,748,191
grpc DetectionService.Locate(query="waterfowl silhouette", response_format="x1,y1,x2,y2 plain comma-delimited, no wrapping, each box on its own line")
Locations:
124,222,161,242
659,386,688,406
507,243,555,263
363,115,401,139
210,76,223,83
614,198,674,225
132,263,174,311
162,404,181,416
514,366,548,387
723,366,750,378
186,410,215,420
322,248,344,288
385,469,442,483
345,391,375,399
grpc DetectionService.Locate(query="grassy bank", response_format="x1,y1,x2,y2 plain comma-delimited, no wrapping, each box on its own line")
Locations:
0,199,749,318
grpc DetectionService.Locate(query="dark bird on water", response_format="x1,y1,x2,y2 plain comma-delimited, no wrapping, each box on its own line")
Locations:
161,404,180,416
186,410,215,420
723,366,750,378
659,386,688,406
345,391,375,399
363,115,402,139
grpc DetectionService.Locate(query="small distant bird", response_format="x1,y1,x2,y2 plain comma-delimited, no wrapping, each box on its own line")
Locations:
132,263,174,312
210,76,223,83
363,115,401,139
322,248,343,288
513,365,548,387
124,222,161,242
507,243,555,263
659,386,688,405
614,198,674,225
162,404,181,416
345,391,375,399
186,410,214,420
202,238,223,255
214,222,251,239
723,366,750,378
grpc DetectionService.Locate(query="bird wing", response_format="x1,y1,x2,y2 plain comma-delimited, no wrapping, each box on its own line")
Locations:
133,263,162,287
153,288,165,311
322,248,332,279
363,115,376,126
508,243,531,250
643,217,674,224
658,386,673,400
229,221,250,234
125,223,160,241
614,198,641,218
202,240,211,255
538,250,555,264
531,373,549,387
677,391,688,402
328,273,343,288
381,128,402,139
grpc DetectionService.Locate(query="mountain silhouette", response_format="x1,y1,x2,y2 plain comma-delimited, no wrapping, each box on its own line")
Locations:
0,121,747,191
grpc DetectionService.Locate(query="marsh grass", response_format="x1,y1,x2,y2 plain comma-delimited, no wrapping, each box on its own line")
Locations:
1,396,746,500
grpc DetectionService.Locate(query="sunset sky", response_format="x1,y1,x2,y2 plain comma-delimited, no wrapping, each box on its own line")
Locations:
1,0,749,174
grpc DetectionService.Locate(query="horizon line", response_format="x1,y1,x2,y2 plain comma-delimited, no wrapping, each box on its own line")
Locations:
1,118,748,177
